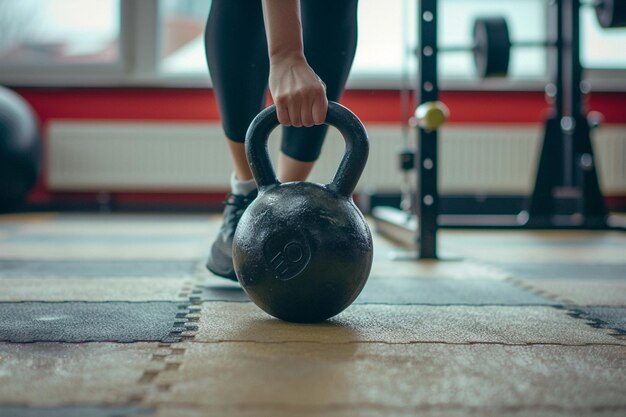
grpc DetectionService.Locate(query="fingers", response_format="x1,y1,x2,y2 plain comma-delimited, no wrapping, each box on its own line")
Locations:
275,96,291,126
300,95,314,127
276,88,327,128
287,95,302,128
275,92,304,127
311,93,328,126
303,85,328,127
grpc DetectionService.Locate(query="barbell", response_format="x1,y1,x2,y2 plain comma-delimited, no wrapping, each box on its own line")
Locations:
429,0,626,79
434,17,548,78
595,0,626,28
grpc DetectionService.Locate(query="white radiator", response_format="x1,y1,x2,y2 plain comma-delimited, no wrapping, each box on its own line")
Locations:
47,120,626,195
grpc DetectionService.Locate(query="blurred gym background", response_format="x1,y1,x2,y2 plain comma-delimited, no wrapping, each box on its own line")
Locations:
0,0,624,214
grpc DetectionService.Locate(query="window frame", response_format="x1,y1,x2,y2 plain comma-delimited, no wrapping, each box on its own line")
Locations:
0,0,624,92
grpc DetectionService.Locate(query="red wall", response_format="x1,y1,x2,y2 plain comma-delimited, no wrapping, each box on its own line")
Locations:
12,87,626,208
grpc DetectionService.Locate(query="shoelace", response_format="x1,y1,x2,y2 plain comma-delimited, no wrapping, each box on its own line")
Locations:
224,192,255,209
222,192,256,230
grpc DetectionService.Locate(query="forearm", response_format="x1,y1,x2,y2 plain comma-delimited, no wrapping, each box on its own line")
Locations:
262,0,327,127
261,0,304,60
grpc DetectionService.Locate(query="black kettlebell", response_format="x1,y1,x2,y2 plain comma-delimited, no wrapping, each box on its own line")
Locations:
233,101,373,323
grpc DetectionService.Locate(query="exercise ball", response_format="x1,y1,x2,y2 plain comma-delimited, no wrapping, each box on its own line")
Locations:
0,86,41,211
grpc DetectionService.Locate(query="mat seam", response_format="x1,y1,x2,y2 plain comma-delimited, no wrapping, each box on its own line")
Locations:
130,275,202,409
505,276,626,342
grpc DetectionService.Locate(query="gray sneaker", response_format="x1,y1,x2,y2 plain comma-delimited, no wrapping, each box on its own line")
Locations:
206,189,257,280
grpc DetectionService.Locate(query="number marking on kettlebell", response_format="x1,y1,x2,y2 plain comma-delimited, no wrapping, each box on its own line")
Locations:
264,231,311,281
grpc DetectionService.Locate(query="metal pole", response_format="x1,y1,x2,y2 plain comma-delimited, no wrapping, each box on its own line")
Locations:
567,0,608,224
562,0,574,187
526,0,607,227
417,0,438,259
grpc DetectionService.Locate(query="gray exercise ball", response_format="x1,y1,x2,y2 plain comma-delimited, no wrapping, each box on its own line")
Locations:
0,86,41,211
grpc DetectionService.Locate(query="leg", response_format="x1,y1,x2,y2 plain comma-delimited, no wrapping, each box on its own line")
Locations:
226,141,252,181
205,0,269,181
278,0,359,182
278,154,315,183
204,0,268,279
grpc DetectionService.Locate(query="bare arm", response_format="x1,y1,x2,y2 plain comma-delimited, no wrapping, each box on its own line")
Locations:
262,0,328,127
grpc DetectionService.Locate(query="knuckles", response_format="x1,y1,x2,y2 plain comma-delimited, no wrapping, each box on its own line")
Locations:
274,84,327,127
275,95,289,107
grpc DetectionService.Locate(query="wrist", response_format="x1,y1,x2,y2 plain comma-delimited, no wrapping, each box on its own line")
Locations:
269,49,305,65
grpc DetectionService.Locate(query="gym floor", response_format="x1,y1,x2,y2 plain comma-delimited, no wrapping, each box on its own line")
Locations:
0,212,624,417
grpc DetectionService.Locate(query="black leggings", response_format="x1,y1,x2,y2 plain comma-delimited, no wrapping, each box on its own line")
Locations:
205,0,358,162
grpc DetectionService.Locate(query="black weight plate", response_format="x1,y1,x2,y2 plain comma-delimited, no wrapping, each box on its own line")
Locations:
596,0,626,28
473,17,511,78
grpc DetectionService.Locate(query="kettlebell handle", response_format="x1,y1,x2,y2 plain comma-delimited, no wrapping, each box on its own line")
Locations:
245,101,369,197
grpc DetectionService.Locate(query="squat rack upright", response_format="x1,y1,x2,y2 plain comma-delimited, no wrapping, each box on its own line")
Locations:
373,0,615,260
415,0,439,259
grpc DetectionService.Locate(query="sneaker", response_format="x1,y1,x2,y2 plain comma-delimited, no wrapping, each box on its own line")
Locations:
206,189,258,280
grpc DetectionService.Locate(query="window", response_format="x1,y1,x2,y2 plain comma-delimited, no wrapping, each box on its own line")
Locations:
158,0,548,83
159,0,211,76
351,0,418,83
581,6,626,69
438,0,547,80
0,0,624,89
0,0,121,67
354,0,547,83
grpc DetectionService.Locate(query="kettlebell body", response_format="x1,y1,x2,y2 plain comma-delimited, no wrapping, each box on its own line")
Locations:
233,102,373,323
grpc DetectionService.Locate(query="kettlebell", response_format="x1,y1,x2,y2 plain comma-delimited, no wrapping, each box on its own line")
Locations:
233,101,373,323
